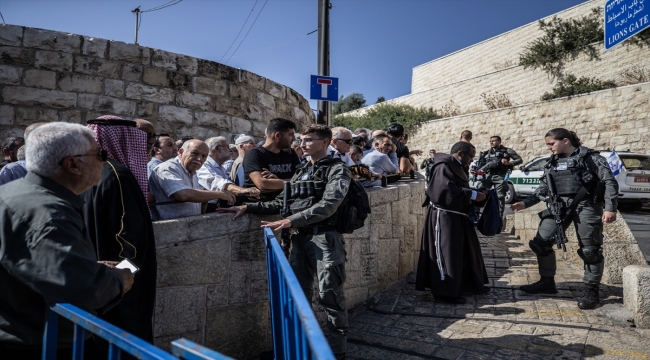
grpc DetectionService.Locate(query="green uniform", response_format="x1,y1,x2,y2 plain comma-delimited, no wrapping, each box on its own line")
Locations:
475,145,522,218
522,147,618,285
245,156,351,355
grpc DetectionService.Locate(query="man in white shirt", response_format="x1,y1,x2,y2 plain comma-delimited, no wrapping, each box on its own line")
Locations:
360,134,399,187
149,139,236,220
327,127,357,166
197,137,260,211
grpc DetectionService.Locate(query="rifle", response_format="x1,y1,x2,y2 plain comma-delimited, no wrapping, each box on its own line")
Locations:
280,182,292,257
540,172,568,252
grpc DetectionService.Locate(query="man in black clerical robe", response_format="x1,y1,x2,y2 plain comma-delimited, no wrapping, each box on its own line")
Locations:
82,116,156,343
415,141,489,304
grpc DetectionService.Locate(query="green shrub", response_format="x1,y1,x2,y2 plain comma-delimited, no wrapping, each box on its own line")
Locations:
332,103,440,132
540,74,617,101
519,8,603,73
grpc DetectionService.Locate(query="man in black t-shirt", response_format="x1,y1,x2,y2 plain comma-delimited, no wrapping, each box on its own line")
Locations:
387,123,413,174
243,118,300,200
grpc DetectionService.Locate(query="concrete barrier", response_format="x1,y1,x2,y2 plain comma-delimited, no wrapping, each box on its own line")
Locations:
151,177,426,359
623,265,650,329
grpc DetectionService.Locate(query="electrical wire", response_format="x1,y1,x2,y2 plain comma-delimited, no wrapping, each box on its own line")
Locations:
224,0,269,65
141,0,183,13
219,0,259,62
228,29,317,59
0,11,5,25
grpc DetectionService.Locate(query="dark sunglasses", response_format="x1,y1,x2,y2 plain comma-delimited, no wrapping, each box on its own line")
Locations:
337,138,353,145
58,149,108,165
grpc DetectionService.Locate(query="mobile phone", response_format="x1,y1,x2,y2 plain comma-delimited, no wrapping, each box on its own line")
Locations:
116,259,139,274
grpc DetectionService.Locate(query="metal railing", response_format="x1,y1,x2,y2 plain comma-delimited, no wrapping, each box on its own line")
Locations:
264,227,335,360
42,303,232,360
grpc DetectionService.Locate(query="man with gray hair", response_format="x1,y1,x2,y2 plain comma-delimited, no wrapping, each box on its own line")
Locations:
0,122,133,358
197,136,260,212
327,127,357,166
149,139,236,220
229,134,256,186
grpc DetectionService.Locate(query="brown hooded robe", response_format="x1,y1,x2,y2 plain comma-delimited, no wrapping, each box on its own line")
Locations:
415,153,488,297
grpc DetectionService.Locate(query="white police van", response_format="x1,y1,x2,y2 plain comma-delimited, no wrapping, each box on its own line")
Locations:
471,151,650,210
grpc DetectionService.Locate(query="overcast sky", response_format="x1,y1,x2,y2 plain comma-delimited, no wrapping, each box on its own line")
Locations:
1,0,587,110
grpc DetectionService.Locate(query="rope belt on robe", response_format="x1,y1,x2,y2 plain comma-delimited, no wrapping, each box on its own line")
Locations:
431,203,470,281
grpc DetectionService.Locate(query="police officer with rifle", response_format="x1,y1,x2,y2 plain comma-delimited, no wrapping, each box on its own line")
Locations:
510,128,618,309
472,135,522,218
220,124,352,359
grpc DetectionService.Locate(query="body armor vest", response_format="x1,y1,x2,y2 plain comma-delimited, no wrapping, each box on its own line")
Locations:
485,146,510,172
547,147,596,196
287,158,339,223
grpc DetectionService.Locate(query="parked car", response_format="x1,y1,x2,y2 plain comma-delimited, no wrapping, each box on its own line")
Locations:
470,151,650,210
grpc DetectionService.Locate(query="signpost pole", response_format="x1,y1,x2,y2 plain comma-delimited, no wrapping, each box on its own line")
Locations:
317,0,331,125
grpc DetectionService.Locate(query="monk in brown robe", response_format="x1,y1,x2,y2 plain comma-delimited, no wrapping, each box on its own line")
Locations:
415,141,489,304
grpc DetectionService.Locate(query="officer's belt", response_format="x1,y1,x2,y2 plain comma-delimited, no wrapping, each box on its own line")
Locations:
296,225,337,235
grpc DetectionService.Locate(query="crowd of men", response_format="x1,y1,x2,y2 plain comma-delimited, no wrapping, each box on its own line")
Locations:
0,116,619,359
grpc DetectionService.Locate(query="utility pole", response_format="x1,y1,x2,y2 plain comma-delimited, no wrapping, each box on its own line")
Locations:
317,0,331,126
132,7,141,44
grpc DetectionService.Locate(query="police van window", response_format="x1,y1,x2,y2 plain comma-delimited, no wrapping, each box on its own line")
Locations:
620,155,650,170
526,158,547,172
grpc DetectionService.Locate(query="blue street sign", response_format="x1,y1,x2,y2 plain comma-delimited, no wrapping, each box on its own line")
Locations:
605,0,650,50
310,75,339,102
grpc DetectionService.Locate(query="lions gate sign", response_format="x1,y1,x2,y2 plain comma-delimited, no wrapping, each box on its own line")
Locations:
605,0,650,50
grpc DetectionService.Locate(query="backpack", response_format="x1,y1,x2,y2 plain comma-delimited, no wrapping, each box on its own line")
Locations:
333,179,371,234
315,160,371,234
477,189,502,236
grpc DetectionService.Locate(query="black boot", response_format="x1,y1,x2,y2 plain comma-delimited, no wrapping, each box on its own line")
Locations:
578,284,600,309
519,276,558,294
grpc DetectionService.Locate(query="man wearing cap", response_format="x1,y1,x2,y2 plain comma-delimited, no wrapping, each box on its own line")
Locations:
197,137,260,211
81,115,157,344
230,134,256,186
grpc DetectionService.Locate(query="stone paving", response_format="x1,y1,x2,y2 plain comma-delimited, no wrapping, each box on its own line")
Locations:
345,232,650,360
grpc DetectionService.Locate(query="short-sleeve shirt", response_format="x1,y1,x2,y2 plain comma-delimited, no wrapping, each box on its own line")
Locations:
196,157,233,204
243,146,300,200
147,158,162,179
391,137,410,159
149,156,201,221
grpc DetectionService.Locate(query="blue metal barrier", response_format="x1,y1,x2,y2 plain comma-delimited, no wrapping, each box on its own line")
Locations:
264,228,335,360
42,303,231,360
171,338,234,360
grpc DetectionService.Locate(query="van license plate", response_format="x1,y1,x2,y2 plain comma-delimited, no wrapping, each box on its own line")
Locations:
634,177,650,183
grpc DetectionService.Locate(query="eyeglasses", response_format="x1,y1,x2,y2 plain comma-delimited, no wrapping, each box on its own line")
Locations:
336,138,353,145
58,149,108,165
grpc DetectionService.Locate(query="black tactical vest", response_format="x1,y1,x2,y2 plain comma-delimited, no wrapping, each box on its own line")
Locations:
485,146,510,172
287,157,339,216
547,147,597,196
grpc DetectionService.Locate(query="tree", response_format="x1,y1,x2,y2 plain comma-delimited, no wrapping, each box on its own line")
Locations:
376,96,386,104
332,93,366,115
333,103,439,132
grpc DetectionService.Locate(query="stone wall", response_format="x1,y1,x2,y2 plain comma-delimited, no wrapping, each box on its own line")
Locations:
151,178,425,359
0,24,314,141
411,0,600,92
407,82,650,166
347,0,650,118
508,203,647,284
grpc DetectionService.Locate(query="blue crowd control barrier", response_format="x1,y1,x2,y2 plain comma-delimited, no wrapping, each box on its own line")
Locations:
42,303,230,360
171,339,234,360
264,228,335,360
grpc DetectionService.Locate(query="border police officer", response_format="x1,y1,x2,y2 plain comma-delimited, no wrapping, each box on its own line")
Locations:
510,128,618,309
473,135,522,218
221,124,351,359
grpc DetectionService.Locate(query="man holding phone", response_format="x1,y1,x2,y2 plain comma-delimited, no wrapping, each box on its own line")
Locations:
81,115,157,345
